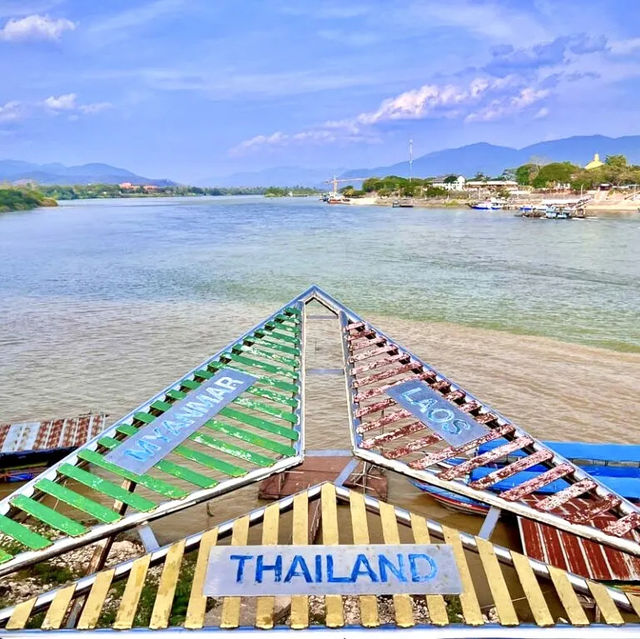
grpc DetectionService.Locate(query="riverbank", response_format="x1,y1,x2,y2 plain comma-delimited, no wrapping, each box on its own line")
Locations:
0,188,57,213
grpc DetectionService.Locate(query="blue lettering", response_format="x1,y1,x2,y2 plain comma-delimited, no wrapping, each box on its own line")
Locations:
216,377,242,390
427,407,455,424
149,426,172,443
326,555,352,583
123,438,162,461
256,554,282,583
315,554,322,582
229,555,253,583
409,554,437,582
350,554,378,582
378,554,407,583
284,555,312,583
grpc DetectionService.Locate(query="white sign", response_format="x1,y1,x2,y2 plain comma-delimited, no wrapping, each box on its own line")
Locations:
105,368,257,474
204,544,462,596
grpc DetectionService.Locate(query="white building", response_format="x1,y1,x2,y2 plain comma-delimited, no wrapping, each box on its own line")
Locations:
431,175,466,191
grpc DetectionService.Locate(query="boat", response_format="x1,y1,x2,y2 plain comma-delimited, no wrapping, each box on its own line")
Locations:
392,200,414,208
469,198,504,210
0,413,108,482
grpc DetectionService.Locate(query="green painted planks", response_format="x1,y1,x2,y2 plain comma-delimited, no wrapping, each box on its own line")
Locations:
35,478,121,524
205,420,296,457
219,407,299,441
0,514,51,550
10,495,87,537
57,464,156,512
172,445,245,477
77,450,188,499
233,396,297,424
99,433,218,489
207,362,299,393
223,353,298,379
150,400,172,412
134,412,156,424
246,386,298,408
244,336,299,356
189,431,274,467
237,343,298,369
0,548,12,563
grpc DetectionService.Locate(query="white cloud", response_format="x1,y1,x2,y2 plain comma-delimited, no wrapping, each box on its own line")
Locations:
44,92,77,110
43,93,112,115
465,88,549,122
0,100,22,122
231,76,520,154
0,14,75,42
534,106,550,119
609,38,640,56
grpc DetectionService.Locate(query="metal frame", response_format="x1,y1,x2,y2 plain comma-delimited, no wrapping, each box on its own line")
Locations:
0,482,637,632
0,296,308,578
286,286,640,557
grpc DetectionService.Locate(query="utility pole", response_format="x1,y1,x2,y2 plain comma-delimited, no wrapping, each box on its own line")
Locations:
409,138,414,182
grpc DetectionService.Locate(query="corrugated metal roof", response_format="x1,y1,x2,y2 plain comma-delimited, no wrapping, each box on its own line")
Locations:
519,495,640,582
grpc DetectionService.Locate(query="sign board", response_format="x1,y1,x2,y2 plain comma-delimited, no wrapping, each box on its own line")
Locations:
105,368,257,474
204,544,462,596
387,380,490,447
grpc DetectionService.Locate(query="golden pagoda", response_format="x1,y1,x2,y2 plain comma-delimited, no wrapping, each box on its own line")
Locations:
585,152,604,170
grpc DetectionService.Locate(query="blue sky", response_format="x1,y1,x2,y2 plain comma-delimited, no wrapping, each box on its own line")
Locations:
1,0,640,182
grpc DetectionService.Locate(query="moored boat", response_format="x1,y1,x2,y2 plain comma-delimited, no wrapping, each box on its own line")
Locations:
0,413,108,482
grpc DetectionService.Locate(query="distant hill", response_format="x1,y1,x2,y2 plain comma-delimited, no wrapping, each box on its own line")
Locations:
0,160,175,186
341,135,640,179
202,166,340,188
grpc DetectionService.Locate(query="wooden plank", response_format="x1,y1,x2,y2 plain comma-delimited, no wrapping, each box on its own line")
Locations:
256,504,280,629
469,449,553,490
587,581,624,625
321,483,344,628
174,444,245,477
626,593,640,621
439,436,533,480
190,431,274,467
36,478,120,523
58,463,156,512
535,479,597,512
77,450,188,499
41,584,76,630
0,513,51,550
441,525,483,626
500,463,574,501
149,540,186,630
10,494,87,536
349,491,379,627
410,513,448,626
509,551,553,627
219,407,299,441
77,569,115,630
205,420,295,457
220,516,250,629
290,492,309,630
547,564,589,626
6,597,37,630
378,501,414,628
113,555,151,630
475,537,518,626
185,528,218,629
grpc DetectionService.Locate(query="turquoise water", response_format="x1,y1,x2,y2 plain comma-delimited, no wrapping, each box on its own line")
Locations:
1,196,639,352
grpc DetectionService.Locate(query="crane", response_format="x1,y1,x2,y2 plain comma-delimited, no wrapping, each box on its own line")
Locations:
324,176,368,197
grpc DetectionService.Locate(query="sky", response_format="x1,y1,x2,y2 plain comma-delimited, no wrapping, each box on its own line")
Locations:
1,0,640,183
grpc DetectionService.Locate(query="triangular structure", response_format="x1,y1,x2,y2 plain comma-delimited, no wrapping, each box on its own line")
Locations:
1,483,638,632
295,286,640,557
0,300,305,577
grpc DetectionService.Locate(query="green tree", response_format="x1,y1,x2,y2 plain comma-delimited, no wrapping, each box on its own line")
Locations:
443,174,458,184
531,162,578,188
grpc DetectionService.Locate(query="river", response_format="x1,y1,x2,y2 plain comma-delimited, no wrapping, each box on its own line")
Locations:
0,196,639,545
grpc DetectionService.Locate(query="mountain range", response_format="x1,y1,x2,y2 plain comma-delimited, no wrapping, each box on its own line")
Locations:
340,135,640,180
199,166,338,188
0,160,174,186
